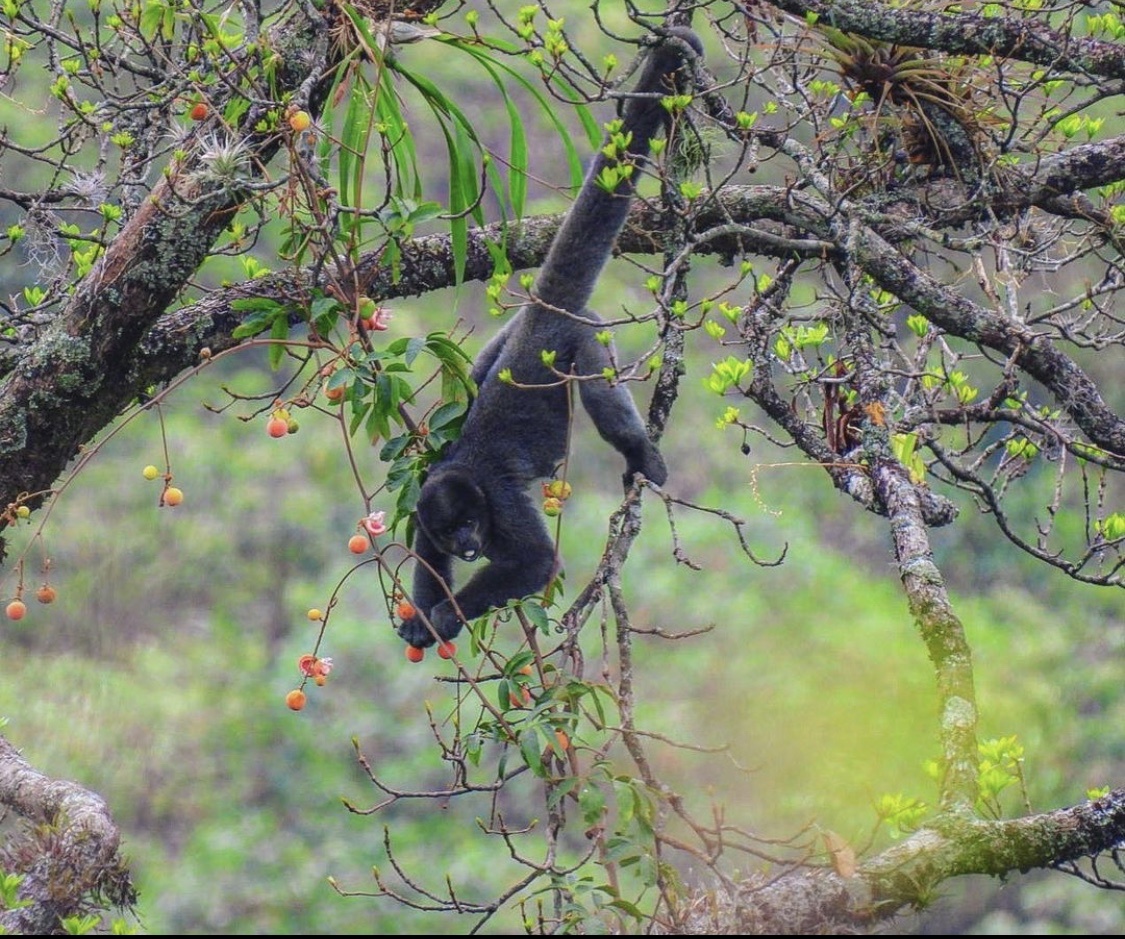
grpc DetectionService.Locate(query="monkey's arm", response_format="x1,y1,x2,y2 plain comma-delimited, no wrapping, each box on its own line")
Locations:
401,528,457,648
426,495,557,643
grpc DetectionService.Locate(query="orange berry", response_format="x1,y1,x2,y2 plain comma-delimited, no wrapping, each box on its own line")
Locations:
5,599,26,621
348,534,368,554
314,674,327,686
163,486,184,506
325,385,345,402
35,584,57,605
285,689,307,711
288,109,311,132
518,664,534,676
267,417,289,438
509,685,532,708
405,644,425,663
396,600,416,620
190,101,208,121
437,641,456,660
554,729,570,751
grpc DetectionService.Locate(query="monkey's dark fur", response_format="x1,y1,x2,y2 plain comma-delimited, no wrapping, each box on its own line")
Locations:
399,27,701,648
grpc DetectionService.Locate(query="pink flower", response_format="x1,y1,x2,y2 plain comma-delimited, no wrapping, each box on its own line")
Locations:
364,307,392,331
362,510,387,537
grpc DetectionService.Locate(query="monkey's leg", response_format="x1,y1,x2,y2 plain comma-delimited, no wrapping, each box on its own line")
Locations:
575,339,668,485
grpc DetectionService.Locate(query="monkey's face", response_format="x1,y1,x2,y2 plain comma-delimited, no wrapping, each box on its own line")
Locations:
416,467,491,562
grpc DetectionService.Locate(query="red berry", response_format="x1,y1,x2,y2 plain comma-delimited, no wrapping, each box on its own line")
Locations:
35,584,57,604
396,600,416,620
190,102,208,121
5,599,26,621
437,641,456,659
348,534,368,554
267,417,288,438
405,645,425,663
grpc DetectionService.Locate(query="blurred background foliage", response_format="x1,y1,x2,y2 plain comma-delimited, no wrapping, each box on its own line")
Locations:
1,3,1124,935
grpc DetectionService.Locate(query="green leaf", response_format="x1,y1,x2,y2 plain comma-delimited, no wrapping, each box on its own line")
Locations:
521,602,550,633
578,783,605,827
268,314,289,370
520,728,545,777
428,400,467,432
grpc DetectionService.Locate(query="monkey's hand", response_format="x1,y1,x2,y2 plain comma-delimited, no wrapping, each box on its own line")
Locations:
396,600,463,649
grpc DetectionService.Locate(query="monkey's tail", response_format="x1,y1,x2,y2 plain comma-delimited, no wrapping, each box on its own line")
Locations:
530,27,703,314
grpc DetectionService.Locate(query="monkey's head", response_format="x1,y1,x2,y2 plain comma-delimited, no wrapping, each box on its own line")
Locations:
415,465,490,562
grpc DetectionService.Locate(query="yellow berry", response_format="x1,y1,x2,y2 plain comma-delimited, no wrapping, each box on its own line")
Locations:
288,109,311,132
143,465,160,480
307,608,323,621
15,505,30,519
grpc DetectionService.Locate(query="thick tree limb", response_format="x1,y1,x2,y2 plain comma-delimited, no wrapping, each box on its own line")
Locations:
765,0,1125,80
663,789,1125,934
0,733,133,934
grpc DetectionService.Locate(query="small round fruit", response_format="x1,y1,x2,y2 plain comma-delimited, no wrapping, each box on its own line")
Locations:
142,464,160,480
35,584,57,605
509,686,532,708
437,641,456,660
15,505,30,519
518,664,534,676
543,496,562,517
306,608,323,621
286,419,300,435
297,653,318,675
267,417,289,438
314,674,327,686
546,479,572,500
396,600,416,620
190,102,208,121
286,689,307,711
288,109,311,132
347,534,368,554
325,385,345,403
405,644,425,663
5,599,27,621
163,486,184,506
554,728,570,751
